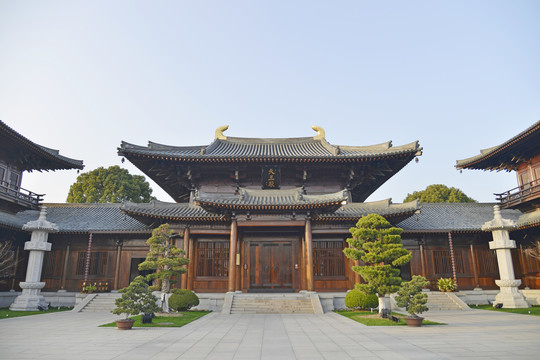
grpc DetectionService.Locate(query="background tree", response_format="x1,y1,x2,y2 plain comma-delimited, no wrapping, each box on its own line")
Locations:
0,241,17,282
524,241,540,259
403,184,476,203
67,165,154,203
343,214,411,316
138,224,189,312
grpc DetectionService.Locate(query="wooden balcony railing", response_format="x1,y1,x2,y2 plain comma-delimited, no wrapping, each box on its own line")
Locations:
0,180,43,208
495,180,540,208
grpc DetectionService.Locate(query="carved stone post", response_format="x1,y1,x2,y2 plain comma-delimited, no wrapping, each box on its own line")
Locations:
10,207,58,311
482,205,529,308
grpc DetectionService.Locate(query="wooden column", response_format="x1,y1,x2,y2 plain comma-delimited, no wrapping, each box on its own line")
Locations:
10,244,20,290
236,236,242,291
519,244,529,287
60,242,71,290
419,240,426,278
469,242,480,288
181,227,190,289
187,237,195,290
113,240,122,290
228,218,238,292
304,217,314,291
300,234,306,290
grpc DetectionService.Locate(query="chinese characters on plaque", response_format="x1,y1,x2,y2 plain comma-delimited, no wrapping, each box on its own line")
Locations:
261,166,281,189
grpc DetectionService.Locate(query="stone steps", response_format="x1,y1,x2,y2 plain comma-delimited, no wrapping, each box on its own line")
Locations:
81,293,122,312
230,294,315,314
425,292,468,311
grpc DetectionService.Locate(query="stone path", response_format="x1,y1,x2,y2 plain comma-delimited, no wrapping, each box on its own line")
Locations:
1,309,539,359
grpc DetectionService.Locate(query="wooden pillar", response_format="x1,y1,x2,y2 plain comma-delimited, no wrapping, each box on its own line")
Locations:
236,236,241,291
10,244,20,290
304,217,314,291
228,218,238,292
60,242,71,290
519,244,529,287
469,242,480,288
113,240,122,290
300,233,306,290
181,227,190,289
187,236,195,290
419,240,426,278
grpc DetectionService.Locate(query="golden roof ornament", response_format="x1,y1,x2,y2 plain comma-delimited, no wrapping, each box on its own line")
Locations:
215,125,229,140
312,126,325,140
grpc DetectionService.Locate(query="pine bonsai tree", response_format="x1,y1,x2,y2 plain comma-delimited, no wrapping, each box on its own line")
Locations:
343,214,411,316
112,276,160,321
138,224,189,312
395,275,430,318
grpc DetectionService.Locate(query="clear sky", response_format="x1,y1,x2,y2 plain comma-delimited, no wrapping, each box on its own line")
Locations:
1,1,539,204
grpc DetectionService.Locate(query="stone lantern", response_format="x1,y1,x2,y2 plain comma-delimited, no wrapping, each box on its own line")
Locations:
481,205,529,308
10,207,58,311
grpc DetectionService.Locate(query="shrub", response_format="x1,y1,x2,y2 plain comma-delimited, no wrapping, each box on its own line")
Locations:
437,278,457,292
344,289,378,310
168,289,199,311
395,275,430,317
112,276,160,320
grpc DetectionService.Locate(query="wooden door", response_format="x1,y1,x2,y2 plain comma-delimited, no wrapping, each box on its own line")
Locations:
249,242,293,290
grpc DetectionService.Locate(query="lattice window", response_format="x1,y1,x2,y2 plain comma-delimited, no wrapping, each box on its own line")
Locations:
196,241,229,277
431,249,465,276
75,252,108,276
313,240,345,277
525,253,540,273
42,250,61,277
476,248,498,275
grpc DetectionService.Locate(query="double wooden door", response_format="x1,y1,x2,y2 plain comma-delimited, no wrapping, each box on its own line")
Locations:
249,241,293,290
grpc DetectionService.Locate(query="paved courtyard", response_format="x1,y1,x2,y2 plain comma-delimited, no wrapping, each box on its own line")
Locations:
1,309,539,359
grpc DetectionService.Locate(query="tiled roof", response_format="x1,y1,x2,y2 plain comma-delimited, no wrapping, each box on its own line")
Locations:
456,120,540,171
118,133,421,163
397,203,522,233
317,199,420,221
516,210,540,229
195,188,348,211
121,200,226,223
0,203,149,233
0,120,84,171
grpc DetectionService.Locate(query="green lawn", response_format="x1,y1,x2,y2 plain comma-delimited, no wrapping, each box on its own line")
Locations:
471,304,540,316
100,311,210,328
0,307,71,319
335,310,445,326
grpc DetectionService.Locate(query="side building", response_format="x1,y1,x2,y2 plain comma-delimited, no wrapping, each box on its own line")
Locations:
457,120,540,289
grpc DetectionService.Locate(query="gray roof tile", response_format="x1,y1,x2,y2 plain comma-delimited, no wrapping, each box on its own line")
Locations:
196,188,348,209
397,203,522,232
0,203,149,233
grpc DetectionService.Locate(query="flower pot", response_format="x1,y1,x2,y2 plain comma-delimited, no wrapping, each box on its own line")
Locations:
116,319,135,330
404,316,423,327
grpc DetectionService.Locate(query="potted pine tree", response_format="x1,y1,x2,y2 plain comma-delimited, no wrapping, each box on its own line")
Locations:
395,275,430,327
112,276,160,330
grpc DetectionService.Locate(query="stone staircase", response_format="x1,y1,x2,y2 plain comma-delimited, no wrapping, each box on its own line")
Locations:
230,293,316,314
425,291,470,311
80,293,122,312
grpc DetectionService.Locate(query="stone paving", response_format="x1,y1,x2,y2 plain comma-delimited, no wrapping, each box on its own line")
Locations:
0,309,539,359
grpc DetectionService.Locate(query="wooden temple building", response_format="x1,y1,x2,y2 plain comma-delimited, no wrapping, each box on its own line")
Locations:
456,120,540,288
1,122,539,299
